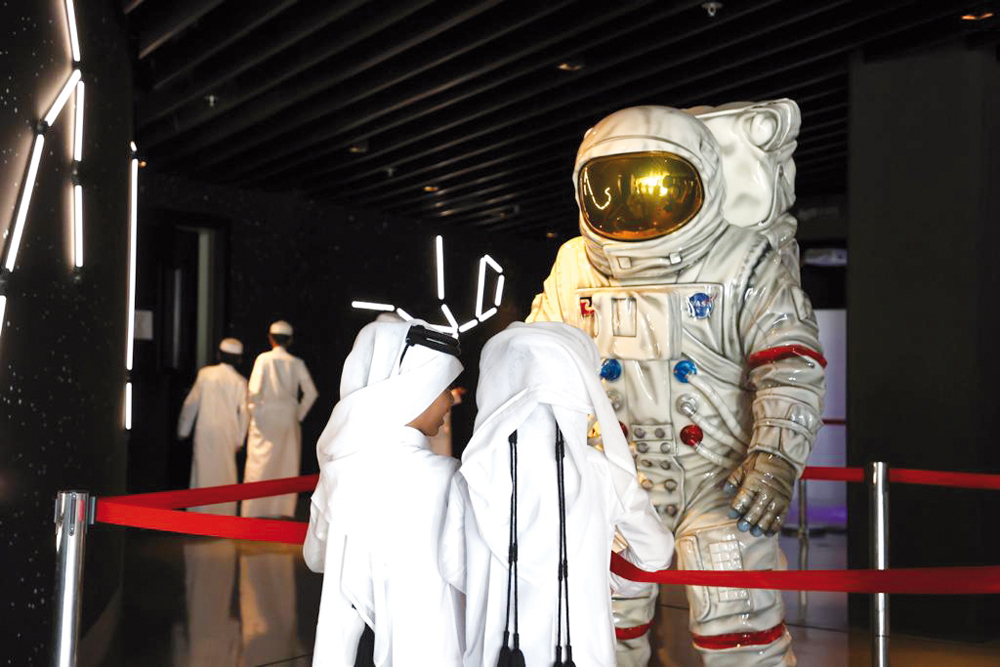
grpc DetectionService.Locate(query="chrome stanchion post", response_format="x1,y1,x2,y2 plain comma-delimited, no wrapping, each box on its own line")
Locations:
51,491,92,667
797,478,809,610
868,462,890,666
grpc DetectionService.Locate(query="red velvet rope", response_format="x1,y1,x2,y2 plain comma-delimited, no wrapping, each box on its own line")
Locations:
90,468,1000,592
609,553,1000,595
93,474,318,544
890,468,1000,491
101,474,319,509
800,466,1000,490
95,501,308,544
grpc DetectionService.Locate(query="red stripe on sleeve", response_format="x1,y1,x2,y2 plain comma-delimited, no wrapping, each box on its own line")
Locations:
747,345,827,368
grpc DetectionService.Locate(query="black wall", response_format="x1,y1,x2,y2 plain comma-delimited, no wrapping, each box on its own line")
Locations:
847,46,1000,640
137,173,560,490
0,0,132,663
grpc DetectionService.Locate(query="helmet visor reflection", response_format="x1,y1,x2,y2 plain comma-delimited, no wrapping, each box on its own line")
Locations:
578,152,704,241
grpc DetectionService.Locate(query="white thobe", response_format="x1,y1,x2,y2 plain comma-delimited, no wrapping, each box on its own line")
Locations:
242,346,318,517
440,408,673,667
304,428,464,667
177,363,249,515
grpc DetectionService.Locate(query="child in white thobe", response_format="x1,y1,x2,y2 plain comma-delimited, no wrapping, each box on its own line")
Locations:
303,320,464,667
440,322,675,667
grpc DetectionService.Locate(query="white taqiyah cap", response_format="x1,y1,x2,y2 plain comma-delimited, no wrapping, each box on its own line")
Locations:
269,320,294,336
219,338,243,355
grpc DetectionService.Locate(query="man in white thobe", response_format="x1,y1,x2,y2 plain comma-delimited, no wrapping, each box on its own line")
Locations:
303,320,465,666
242,320,318,518
440,322,675,667
177,337,249,515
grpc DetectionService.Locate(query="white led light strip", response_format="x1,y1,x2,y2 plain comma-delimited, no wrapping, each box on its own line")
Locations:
351,301,394,311
124,382,133,431
3,135,46,273
72,80,84,268
0,0,85,342
351,236,505,338
474,254,504,322
123,148,138,431
43,69,81,127
64,0,81,63
435,234,445,300
126,153,138,371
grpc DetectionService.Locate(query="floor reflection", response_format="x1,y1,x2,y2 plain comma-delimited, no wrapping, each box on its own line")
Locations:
112,527,319,667
239,543,304,666
176,540,241,666
109,529,998,666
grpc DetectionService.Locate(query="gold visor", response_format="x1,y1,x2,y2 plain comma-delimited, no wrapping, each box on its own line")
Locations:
578,152,704,241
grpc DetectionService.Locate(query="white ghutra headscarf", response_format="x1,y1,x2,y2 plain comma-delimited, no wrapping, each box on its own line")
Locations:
459,322,636,576
304,320,463,664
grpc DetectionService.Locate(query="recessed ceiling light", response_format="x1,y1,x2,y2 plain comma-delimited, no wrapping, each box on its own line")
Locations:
138,160,147,168
423,185,439,192
348,139,369,154
557,60,584,72
961,11,994,20
701,2,723,18
546,231,558,239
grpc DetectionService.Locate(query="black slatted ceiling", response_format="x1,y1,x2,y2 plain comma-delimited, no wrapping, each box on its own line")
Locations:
125,0,999,237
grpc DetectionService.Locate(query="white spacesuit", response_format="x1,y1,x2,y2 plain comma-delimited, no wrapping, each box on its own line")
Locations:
528,104,825,666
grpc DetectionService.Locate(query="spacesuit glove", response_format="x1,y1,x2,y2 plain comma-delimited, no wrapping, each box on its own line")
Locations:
723,451,796,538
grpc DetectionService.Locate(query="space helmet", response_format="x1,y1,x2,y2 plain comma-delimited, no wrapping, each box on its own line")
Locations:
573,106,728,281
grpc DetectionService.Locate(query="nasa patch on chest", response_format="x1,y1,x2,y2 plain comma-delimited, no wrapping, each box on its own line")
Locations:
686,292,716,319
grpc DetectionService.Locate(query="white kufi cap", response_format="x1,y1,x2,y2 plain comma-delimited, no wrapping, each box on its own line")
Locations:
269,320,294,336
219,337,243,355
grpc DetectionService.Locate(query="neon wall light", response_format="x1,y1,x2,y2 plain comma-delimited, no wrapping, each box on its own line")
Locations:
351,235,506,337
0,2,136,433
0,0,86,340
124,144,138,430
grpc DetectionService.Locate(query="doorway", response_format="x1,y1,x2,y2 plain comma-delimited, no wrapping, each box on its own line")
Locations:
128,212,229,493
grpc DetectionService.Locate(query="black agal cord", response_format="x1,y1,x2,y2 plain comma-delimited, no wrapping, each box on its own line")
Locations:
554,427,575,667
398,324,461,366
498,431,525,667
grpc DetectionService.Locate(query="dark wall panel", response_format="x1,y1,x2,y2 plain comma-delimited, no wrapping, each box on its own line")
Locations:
0,0,132,663
847,46,1000,641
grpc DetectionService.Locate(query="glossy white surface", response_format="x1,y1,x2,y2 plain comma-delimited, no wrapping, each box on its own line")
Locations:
531,104,826,665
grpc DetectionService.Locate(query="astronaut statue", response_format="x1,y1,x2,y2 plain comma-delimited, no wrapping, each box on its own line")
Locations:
527,102,825,666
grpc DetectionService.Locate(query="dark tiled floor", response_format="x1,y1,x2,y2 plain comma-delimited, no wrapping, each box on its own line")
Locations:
101,528,999,666
106,531,320,666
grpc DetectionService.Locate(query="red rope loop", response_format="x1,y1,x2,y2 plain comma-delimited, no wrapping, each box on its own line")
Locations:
89,467,1000,592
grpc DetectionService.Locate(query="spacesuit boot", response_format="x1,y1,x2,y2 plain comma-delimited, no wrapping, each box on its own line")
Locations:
528,104,824,666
